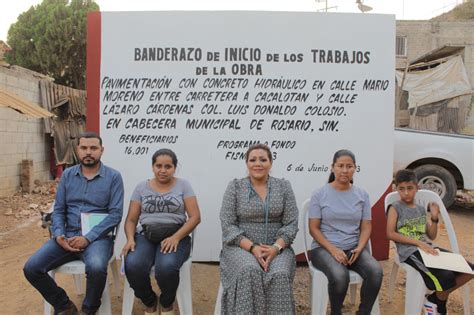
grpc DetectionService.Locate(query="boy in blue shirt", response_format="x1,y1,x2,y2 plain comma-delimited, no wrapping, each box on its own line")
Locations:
386,169,473,315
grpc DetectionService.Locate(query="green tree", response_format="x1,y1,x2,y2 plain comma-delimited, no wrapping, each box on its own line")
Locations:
6,0,99,89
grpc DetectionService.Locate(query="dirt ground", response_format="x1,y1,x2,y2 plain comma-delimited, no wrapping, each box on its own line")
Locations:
0,181,472,314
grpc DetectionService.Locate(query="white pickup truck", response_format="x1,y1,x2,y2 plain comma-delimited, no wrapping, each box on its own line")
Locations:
394,127,474,207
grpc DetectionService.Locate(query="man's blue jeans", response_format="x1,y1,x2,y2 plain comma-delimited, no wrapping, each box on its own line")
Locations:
125,233,191,309
23,237,113,313
311,247,383,315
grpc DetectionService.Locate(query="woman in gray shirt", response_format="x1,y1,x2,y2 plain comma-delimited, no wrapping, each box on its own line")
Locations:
121,149,201,315
308,149,382,315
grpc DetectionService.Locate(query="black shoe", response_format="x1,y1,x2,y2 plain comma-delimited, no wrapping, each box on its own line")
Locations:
54,301,78,315
426,292,447,314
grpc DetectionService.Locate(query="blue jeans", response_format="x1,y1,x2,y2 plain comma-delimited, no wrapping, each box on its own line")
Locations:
125,233,191,309
311,247,383,315
23,237,113,313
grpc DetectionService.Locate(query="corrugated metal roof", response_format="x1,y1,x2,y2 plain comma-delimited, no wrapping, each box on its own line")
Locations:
0,87,54,118
410,45,465,66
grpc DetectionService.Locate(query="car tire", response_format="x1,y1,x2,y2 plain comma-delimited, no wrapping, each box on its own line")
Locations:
414,164,457,208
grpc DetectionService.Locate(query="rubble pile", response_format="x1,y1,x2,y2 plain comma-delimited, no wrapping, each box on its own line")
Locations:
0,180,56,233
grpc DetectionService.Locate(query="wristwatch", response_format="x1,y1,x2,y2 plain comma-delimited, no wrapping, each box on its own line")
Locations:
272,243,283,254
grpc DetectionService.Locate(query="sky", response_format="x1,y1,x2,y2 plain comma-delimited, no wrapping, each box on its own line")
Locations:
0,0,462,42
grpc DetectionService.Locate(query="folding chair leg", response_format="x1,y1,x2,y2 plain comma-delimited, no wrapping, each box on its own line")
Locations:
371,295,381,315
176,259,193,315
122,277,135,315
388,261,399,303
44,300,52,315
311,272,329,315
461,285,471,315
405,267,426,315
44,271,56,315
214,284,223,315
73,274,83,295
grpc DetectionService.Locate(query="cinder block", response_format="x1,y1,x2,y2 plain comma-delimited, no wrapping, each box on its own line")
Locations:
12,153,22,161
28,143,38,154
30,149,41,160
0,132,7,144
13,143,22,154
35,163,45,174
2,132,14,144
10,175,20,188
4,108,20,121
29,122,41,133
17,121,29,132
37,162,51,176
0,155,6,167
36,147,47,158
14,131,24,141
0,119,6,132
0,166,6,177
5,120,19,132
20,133,29,143
4,143,16,156
29,132,38,143
1,108,13,119
27,133,38,145
6,165,19,177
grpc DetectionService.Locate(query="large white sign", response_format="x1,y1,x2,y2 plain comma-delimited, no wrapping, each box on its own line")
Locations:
95,11,395,261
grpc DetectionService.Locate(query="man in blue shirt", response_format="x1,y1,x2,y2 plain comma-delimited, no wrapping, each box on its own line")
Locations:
24,132,124,315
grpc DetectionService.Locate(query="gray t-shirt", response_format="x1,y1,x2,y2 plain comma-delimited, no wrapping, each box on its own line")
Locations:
392,200,429,262
131,178,195,226
308,183,371,250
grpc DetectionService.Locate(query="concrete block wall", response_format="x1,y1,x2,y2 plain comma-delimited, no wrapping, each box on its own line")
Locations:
396,21,474,135
396,21,474,86
0,66,51,197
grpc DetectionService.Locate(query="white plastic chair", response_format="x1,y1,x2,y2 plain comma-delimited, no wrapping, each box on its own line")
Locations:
302,199,381,315
213,283,223,315
121,232,195,315
385,189,471,315
43,257,121,315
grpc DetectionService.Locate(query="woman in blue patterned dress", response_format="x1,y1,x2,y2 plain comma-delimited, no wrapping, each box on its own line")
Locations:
219,143,299,314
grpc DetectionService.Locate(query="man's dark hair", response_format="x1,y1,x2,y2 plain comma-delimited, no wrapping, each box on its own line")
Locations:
394,169,418,185
78,131,102,146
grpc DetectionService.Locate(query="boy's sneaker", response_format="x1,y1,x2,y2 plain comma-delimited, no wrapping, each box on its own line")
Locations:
424,292,448,315
424,298,438,315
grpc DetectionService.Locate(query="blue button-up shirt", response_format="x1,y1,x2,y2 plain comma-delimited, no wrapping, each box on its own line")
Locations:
51,163,124,243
